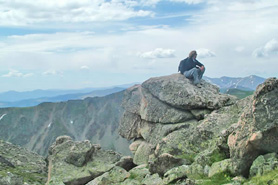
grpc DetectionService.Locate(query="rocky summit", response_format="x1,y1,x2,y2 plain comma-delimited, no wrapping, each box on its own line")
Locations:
1,74,278,185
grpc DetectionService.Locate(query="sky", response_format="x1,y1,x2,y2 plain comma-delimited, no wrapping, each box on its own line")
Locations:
0,0,277,92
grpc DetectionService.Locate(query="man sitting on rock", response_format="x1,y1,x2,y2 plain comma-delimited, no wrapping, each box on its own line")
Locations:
178,50,205,86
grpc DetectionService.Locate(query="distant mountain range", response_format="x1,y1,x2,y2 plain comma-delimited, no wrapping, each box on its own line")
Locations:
0,83,138,108
203,75,266,91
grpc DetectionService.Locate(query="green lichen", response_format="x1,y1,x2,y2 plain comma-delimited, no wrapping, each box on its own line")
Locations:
246,169,278,185
196,172,233,185
207,149,227,166
176,153,196,163
0,167,46,184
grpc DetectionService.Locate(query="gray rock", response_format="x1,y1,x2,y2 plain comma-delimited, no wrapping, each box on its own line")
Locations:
208,159,233,177
149,153,186,176
122,84,194,124
86,166,129,185
129,139,144,154
120,111,196,144
64,140,95,167
141,173,163,185
163,165,189,184
249,153,278,177
141,74,236,110
128,164,150,181
47,136,122,185
0,140,47,184
115,156,136,171
0,172,24,185
133,141,154,165
121,179,141,185
228,78,278,176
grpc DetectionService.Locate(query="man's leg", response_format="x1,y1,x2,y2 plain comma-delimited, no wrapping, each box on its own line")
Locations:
184,68,201,85
199,67,205,80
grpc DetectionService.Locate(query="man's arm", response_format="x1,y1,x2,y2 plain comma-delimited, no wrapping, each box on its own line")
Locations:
195,60,205,71
195,60,204,67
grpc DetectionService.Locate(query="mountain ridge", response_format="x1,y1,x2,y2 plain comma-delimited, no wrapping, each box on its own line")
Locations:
203,75,266,91
0,82,138,102
0,90,130,156
0,87,125,108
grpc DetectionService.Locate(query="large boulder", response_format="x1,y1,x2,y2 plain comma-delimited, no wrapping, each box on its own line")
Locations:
133,141,154,165
228,78,278,176
122,84,194,124
0,140,47,185
154,98,249,165
120,74,238,168
47,136,122,185
119,74,236,141
141,74,235,110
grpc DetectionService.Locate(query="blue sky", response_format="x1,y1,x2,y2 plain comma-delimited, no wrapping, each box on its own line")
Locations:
0,0,277,92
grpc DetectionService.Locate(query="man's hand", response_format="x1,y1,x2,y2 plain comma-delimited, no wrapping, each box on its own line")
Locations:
200,66,205,72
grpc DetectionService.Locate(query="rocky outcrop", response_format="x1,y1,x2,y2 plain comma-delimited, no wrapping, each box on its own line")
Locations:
117,74,278,184
47,136,123,185
228,77,278,176
0,140,47,185
119,74,238,173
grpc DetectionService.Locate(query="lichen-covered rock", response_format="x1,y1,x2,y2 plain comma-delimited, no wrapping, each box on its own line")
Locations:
86,166,129,185
228,78,278,176
155,96,251,169
47,136,122,185
249,153,278,177
0,140,47,185
128,164,150,181
122,84,194,124
133,141,154,165
149,153,186,176
141,74,236,110
119,74,237,142
129,139,144,154
208,159,233,177
141,173,163,185
0,172,24,185
121,179,141,185
163,165,189,184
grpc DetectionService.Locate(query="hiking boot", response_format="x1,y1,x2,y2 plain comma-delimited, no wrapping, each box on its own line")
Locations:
196,84,202,88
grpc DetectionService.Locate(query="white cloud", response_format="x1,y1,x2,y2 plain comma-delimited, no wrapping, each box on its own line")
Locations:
80,65,90,70
139,48,176,59
253,39,278,58
265,39,278,53
43,70,63,76
196,48,215,58
252,47,266,58
0,0,153,26
170,0,203,4
139,0,161,6
2,70,33,78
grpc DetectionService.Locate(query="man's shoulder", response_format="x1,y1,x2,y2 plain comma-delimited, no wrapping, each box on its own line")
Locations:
182,57,189,62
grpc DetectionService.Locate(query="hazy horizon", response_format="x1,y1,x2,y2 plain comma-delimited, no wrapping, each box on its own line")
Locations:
0,0,277,92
